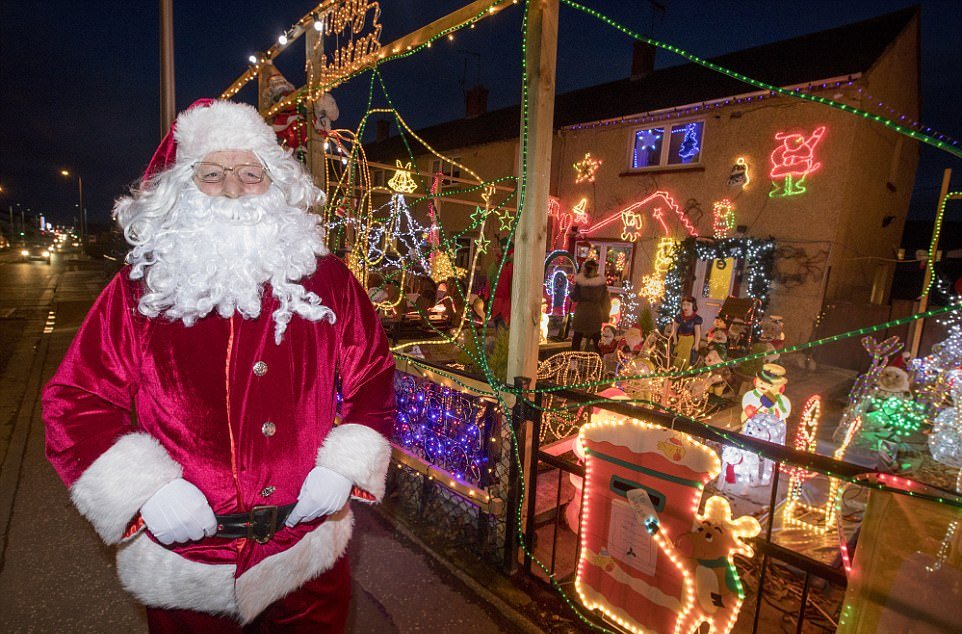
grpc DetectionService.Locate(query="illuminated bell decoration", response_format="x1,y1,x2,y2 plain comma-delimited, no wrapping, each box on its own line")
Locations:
575,418,759,634
388,160,418,193
573,152,602,184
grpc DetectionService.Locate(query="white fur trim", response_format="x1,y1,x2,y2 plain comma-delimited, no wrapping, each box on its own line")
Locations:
70,433,182,544
113,508,354,622
175,101,278,163
316,424,391,501
235,507,354,623
117,533,238,615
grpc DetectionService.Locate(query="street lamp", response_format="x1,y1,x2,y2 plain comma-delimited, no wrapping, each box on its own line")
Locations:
60,169,85,254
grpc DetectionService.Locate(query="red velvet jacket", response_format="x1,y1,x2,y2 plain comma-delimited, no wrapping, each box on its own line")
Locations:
43,255,396,622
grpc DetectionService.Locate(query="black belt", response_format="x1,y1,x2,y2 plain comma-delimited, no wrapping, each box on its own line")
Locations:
215,503,296,543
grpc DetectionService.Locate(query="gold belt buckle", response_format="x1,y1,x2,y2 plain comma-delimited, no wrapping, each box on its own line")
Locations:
248,505,279,544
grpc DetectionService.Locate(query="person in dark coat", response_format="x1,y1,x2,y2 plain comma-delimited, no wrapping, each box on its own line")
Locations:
570,259,610,352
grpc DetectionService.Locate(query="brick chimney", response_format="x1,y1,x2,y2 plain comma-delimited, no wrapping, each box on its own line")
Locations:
631,40,656,80
375,118,390,142
465,84,489,118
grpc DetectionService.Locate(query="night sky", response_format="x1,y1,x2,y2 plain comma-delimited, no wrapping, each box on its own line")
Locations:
1,1,960,230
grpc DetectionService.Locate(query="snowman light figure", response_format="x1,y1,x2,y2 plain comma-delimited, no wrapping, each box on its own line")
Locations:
720,364,791,487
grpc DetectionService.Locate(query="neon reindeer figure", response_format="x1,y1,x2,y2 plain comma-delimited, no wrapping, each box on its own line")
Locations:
769,126,826,197
642,494,761,634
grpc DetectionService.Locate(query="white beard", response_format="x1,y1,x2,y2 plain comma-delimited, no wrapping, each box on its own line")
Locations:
126,184,334,344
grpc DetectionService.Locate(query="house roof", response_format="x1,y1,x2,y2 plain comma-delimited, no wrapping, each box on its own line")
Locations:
365,6,917,162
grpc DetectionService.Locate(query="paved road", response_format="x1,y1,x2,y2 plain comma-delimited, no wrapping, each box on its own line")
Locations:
0,254,531,633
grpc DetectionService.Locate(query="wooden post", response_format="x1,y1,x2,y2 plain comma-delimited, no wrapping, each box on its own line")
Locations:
910,168,952,357
159,0,176,136
506,0,558,386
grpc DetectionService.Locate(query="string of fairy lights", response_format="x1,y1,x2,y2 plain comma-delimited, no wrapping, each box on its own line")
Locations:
222,1,962,630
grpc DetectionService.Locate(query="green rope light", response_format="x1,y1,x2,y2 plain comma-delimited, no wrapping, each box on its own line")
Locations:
522,303,962,395
559,0,962,160
924,192,962,295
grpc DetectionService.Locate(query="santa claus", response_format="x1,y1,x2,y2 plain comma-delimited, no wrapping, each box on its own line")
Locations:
42,99,396,631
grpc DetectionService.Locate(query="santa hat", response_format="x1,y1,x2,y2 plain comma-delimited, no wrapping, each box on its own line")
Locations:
144,99,280,180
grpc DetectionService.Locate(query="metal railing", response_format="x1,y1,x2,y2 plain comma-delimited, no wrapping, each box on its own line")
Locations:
511,380,959,633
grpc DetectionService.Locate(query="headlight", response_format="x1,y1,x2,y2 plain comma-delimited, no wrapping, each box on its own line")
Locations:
41,251,50,257
21,249,29,256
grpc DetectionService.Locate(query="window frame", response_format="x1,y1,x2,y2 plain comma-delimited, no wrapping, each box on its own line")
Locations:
627,118,706,172
579,239,635,291
430,157,462,187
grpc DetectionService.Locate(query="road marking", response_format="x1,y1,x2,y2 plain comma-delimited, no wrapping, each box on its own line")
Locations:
43,310,56,334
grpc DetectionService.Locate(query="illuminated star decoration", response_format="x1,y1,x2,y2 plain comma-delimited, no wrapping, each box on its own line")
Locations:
388,160,418,193
572,198,590,224
475,233,491,255
573,152,602,184
497,207,515,233
470,206,489,228
635,128,662,151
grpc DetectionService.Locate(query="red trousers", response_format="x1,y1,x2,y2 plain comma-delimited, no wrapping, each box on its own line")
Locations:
146,555,350,633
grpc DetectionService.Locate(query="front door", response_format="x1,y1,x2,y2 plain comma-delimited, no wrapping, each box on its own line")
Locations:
691,257,738,327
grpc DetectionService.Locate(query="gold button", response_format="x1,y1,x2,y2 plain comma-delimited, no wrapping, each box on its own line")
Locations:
260,486,275,497
261,421,276,437
252,361,268,376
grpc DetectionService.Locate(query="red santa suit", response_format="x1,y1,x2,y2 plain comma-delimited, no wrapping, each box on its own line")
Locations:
42,256,395,624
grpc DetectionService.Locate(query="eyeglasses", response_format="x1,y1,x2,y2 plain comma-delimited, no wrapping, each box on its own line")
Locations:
192,161,269,184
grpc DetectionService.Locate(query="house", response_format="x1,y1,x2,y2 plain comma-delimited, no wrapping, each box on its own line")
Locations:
362,7,921,346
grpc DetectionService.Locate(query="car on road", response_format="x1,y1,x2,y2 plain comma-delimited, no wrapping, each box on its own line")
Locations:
19,243,52,264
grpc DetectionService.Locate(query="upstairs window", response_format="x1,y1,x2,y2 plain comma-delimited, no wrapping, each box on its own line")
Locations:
630,120,705,169
431,157,462,186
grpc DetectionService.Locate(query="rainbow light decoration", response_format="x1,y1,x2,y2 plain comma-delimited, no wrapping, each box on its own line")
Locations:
769,126,827,198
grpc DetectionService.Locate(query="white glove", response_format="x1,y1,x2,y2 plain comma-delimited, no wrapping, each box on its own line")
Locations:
285,466,353,527
140,478,218,545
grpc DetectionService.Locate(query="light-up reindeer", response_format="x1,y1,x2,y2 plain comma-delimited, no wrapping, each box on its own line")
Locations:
833,336,902,445
636,493,761,634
